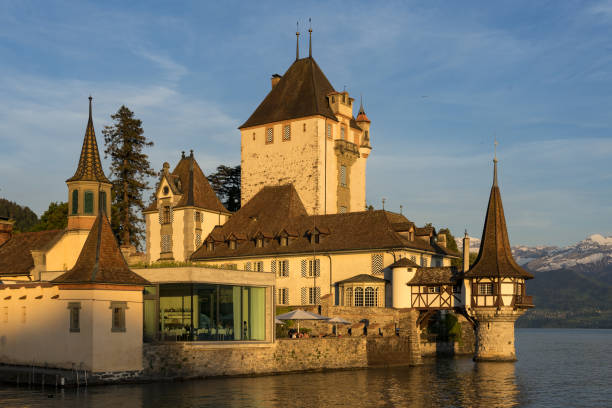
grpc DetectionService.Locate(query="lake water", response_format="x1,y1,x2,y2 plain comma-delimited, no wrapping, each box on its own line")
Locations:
0,329,610,407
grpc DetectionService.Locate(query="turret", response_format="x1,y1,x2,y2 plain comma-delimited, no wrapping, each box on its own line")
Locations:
356,98,371,150
66,97,112,231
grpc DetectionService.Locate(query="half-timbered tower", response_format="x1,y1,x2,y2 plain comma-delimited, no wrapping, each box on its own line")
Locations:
463,157,534,361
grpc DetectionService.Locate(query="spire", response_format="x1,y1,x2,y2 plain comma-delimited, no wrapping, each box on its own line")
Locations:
493,138,499,186
308,18,312,58
356,95,371,123
464,161,533,279
296,22,300,61
66,97,110,184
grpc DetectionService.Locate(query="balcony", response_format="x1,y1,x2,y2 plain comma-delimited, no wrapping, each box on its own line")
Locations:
515,295,534,308
334,139,360,158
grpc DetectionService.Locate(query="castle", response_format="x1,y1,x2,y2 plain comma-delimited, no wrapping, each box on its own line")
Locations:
0,32,533,381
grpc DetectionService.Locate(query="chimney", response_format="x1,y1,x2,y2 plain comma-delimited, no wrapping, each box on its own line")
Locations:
463,230,470,273
0,217,15,246
271,74,282,89
437,233,447,248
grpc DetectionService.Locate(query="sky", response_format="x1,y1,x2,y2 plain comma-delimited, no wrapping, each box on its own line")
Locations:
0,0,611,246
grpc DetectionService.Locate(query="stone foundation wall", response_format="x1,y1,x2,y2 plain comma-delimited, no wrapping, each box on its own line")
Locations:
473,307,522,361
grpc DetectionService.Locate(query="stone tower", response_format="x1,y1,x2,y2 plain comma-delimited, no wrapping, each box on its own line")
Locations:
464,157,534,361
66,97,112,231
239,34,371,215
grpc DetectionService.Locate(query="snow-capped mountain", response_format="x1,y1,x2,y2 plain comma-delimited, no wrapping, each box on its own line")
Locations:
455,236,481,252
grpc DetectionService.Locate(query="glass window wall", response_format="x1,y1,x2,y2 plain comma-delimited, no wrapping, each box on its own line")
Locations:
144,283,267,342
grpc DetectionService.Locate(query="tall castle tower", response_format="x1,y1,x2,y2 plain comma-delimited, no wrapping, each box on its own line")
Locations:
66,97,112,231
239,31,372,215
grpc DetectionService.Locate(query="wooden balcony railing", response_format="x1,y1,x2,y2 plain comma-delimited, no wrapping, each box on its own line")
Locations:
515,295,534,308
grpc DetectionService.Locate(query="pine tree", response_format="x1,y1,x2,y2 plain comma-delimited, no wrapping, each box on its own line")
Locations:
207,165,241,211
102,106,155,248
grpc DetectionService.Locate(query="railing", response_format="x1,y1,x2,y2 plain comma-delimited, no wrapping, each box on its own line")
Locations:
334,139,360,156
515,295,534,307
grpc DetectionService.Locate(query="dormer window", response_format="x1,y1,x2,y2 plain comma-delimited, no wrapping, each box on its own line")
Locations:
206,242,214,252
256,238,264,248
280,237,288,246
310,233,320,244
229,240,237,250
163,186,169,195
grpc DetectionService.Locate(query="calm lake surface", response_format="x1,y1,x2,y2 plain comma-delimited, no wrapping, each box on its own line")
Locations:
0,329,610,408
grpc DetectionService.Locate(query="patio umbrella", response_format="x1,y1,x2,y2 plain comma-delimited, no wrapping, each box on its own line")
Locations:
275,309,329,334
275,318,285,325
326,316,351,335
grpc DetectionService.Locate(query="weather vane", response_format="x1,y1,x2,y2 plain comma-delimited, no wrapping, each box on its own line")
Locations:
494,137,499,162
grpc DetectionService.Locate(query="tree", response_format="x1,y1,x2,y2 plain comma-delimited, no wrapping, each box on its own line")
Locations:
438,227,461,268
0,198,38,232
102,106,155,248
30,202,68,231
207,165,241,212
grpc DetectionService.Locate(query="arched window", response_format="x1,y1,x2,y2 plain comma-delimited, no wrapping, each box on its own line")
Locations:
345,288,353,306
71,190,79,215
365,287,375,307
354,287,364,307
84,191,94,214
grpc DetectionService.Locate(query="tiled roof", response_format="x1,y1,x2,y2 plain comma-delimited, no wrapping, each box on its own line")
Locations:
66,97,110,184
337,274,387,284
464,161,533,279
408,266,462,285
145,153,229,214
240,57,338,129
52,213,149,285
191,184,460,260
388,258,420,268
0,230,65,276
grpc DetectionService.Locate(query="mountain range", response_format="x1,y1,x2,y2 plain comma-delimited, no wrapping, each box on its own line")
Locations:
456,234,612,328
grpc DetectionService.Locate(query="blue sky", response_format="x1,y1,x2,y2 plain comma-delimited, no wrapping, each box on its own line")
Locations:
1,0,611,246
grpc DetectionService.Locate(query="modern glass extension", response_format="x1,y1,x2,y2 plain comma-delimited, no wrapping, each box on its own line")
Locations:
143,283,266,342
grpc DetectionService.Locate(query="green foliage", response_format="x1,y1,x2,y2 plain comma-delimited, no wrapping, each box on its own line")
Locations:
438,227,459,252
102,105,155,249
30,202,67,231
207,165,241,212
0,198,38,232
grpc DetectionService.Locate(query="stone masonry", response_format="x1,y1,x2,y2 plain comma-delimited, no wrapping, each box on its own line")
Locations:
473,307,524,361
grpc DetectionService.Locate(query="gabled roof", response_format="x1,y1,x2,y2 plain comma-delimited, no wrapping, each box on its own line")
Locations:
52,212,148,285
240,57,338,129
408,266,462,285
191,184,460,260
464,160,533,280
145,153,230,214
66,97,110,184
337,274,387,284
0,230,65,276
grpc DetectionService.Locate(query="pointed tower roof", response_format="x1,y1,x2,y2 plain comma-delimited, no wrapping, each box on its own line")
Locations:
356,98,370,123
465,159,533,279
66,97,110,184
239,57,337,129
52,212,148,285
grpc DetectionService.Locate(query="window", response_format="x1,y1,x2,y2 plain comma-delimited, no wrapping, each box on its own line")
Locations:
68,302,81,332
266,127,274,144
345,288,353,306
194,211,201,222
110,301,127,332
162,206,172,224
341,127,346,140
283,124,291,141
163,186,169,195
207,242,214,252
252,132,256,141
84,191,94,214
478,283,494,295
254,261,264,272
354,287,364,306
427,286,441,293
340,165,347,187
308,259,320,277
280,237,288,246
310,233,320,244
371,254,384,275
256,238,264,248
161,234,172,253
308,287,321,304
99,191,107,214
365,287,376,307
195,232,202,249
278,260,289,277
245,262,252,271
327,124,333,139
410,255,417,264
303,123,306,132
364,130,369,139
339,206,347,214
277,288,289,305
229,240,237,250
71,190,79,214
421,257,428,267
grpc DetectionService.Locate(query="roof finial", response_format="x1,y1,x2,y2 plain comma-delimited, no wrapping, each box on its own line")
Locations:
181,151,185,158
308,18,312,58
359,94,365,114
493,138,499,187
88,95,93,120
399,204,403,215
190,149,194,158
296,21,300,61
382,197,386,210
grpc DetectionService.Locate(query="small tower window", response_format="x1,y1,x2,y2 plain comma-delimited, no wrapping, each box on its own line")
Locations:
327,124,332,139
283,124,291,141
229,240,237,250
71,190,79,215
110,301,127,332
68,302,81,332
340,165,347,187
341,127,346,140
266,128,274,144
478,283,494,295
84,191,94,214
99,191,107,214
163,186,169,195
303,123,306,132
